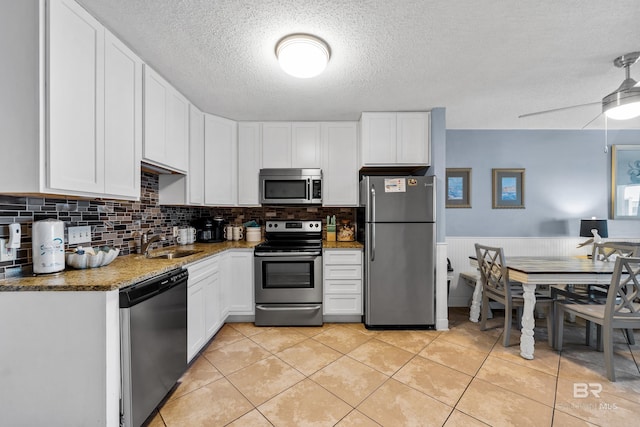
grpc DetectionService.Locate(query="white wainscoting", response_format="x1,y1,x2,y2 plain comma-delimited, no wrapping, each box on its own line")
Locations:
445,237,640,307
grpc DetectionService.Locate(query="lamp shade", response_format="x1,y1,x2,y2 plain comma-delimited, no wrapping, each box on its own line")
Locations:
579,219,608,238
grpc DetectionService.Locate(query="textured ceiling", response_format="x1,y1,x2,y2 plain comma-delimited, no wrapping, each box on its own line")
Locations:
77,0,640,129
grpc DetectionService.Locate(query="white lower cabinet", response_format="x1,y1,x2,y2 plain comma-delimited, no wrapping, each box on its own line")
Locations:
323,249,363,317
187,254,222,362
224,250,255,316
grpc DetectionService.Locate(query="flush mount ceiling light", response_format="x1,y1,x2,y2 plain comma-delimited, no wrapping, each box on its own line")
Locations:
602,51,640,120
275,34,330,78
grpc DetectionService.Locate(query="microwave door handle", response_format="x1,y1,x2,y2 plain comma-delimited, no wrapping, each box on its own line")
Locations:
307,178,311,201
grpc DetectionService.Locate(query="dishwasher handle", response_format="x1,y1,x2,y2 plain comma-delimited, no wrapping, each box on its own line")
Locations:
120,268,189,308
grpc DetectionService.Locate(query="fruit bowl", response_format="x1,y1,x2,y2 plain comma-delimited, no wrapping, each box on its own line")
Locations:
65,247,120,269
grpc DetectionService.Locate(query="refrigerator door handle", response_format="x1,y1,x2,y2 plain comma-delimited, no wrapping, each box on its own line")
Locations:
370,185,376,223
370,223,375,262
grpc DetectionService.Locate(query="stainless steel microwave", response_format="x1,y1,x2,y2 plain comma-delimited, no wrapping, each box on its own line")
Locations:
259,168,322,205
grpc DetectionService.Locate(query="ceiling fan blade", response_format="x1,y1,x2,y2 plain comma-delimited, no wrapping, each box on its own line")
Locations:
581,112,603,129
518,101,600,119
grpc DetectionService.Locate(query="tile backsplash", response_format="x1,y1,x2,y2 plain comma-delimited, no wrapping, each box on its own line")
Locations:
0,172,354,278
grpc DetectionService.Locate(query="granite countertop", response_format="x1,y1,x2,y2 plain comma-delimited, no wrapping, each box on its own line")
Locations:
0,241,260,292
323,241,363,249
0,240,363,292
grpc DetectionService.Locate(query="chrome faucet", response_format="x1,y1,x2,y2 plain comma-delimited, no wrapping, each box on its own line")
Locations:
141,231,165,257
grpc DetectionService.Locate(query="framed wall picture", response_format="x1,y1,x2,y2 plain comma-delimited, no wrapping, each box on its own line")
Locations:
611,145,640,219
492,168,525,209
446,168,471,208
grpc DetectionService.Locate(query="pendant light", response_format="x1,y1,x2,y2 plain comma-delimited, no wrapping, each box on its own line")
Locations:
276,34,330,78
602,52,640,120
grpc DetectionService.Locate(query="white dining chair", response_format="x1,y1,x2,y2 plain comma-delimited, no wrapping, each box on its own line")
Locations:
474,244,554,347
555,256,640,381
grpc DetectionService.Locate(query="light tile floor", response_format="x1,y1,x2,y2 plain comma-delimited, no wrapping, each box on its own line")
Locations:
148,308,640,426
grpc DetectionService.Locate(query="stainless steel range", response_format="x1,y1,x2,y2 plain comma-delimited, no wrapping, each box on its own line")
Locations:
254,220,323,326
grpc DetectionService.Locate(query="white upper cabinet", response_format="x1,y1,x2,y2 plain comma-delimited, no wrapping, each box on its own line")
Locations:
158,103,205,206
322,122,359,206
143,65,189,173
396,112,430,164
103,31,142,199
47,0,105,194
292,123,322,168
204,114,237,206
261,122,292,168
0,0,141,200
261,122,322,169
237,122,262,206
187,105,205,205
360,112,430,166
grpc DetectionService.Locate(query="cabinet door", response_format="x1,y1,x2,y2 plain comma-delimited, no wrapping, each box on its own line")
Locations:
396,112,430,165
204,114,237,205
360,112,396,165
166,90,189,172
219,252,230,319
48,0,105,193
204,270,222,339
188,104,205,205
143,66,167,165
103,31,142,199
321,122,358,206
187,280,205,362
261,122,292,168
227,251,254,315
238,122,262,206
292,122,321,168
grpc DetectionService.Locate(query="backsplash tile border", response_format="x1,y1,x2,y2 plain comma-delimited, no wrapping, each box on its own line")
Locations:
0,172,354,278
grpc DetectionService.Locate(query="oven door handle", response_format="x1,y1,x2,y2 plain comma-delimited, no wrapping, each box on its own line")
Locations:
256,305,322,311
254,251,322,258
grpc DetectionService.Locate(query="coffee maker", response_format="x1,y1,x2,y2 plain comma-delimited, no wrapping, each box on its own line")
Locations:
193,216,225,243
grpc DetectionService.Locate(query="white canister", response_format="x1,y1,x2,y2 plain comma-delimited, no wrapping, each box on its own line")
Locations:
32,219,65,274
245,227,261,242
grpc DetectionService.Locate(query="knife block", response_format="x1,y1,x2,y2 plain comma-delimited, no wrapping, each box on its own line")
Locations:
326,225,336,241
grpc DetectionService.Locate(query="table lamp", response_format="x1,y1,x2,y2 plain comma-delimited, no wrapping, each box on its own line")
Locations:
579,219,608,239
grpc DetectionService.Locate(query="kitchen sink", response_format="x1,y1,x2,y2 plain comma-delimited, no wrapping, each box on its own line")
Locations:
146,249,202,260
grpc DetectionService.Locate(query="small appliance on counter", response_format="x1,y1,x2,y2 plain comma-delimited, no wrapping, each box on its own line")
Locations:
193,216,225,242
32,219,65,274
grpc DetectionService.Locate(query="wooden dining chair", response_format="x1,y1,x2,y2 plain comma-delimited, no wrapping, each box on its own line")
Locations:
474,244,554,347
589,243,639,346
555,256,640,381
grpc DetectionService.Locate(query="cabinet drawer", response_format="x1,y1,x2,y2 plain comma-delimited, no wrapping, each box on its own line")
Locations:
187,256,219,282
324,279,361,294
324,265,362,280
324,294,362,315
323,250,362,265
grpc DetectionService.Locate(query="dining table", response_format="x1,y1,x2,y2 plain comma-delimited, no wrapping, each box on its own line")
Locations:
468,255,617,360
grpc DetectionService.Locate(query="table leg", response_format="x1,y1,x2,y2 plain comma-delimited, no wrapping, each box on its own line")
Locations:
469,275,482,323
520,283,537,360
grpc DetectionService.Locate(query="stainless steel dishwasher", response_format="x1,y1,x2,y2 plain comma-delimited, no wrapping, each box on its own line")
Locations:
120,268,188,427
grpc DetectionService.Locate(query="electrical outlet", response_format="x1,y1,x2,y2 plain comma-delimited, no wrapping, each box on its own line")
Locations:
68,226,92,244
172,226,178,237
0,238,16,262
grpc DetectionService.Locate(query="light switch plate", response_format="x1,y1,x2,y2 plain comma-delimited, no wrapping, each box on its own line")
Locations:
68,226,91,244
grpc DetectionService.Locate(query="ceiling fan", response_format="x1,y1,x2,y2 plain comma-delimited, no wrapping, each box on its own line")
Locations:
519,51,640,126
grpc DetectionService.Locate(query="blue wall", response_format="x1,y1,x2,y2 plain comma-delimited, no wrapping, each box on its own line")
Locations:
446,129,640,238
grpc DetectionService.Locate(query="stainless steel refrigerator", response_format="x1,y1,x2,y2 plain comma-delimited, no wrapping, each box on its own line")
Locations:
358,175,435,328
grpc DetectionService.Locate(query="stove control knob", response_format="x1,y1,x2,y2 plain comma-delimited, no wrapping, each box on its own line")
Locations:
273,223,278,228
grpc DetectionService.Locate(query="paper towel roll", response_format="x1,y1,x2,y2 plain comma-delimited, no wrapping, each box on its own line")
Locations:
32,219,65,274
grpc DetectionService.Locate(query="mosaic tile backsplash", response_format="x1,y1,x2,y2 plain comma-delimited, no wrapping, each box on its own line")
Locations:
0,172,355,278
